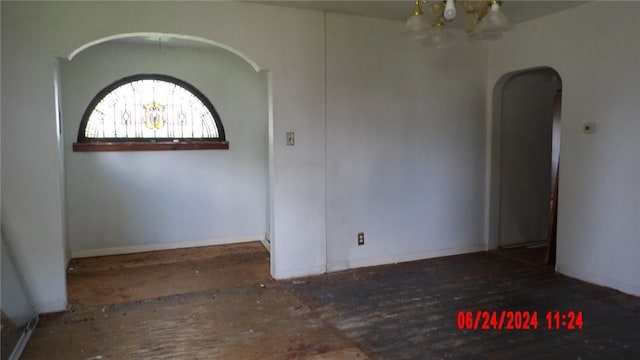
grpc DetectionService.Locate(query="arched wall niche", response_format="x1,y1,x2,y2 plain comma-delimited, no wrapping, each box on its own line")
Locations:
57,32,274,268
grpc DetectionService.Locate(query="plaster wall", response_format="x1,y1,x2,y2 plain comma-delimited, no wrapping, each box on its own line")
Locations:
325,14,488,270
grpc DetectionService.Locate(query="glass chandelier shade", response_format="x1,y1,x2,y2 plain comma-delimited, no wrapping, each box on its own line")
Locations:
473,2,513,38
404,0,513,47
404,1,432,41
422,22,455,49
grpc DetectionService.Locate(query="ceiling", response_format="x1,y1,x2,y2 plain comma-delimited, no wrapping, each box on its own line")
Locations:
115,1,587,48
258,1,587,26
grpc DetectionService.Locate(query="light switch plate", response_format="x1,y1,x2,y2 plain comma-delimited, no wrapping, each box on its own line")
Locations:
286,132,295,146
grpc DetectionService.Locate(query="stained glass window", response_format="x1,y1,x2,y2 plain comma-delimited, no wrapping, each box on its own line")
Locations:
75,74,226,150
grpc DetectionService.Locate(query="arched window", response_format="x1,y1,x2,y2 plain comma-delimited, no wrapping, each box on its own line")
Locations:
73,74,228,151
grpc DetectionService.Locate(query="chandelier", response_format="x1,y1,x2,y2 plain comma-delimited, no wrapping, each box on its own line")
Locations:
405,0,513,48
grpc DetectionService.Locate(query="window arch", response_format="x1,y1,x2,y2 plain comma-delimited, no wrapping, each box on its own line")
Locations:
73,74,228,151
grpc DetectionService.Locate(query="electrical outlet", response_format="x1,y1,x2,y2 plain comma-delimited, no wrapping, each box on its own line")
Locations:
583,123,596,134
357,232,365,246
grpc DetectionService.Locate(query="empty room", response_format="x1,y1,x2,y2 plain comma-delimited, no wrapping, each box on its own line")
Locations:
2,1,640,359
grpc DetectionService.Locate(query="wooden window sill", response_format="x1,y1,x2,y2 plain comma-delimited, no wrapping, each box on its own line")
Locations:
73,141,229,152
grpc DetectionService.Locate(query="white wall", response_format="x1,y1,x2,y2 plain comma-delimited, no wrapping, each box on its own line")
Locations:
1,234,37,329
325,14,488,270
1,1,326,312
2,4,69,312
487,1,640,296
61,41,268,255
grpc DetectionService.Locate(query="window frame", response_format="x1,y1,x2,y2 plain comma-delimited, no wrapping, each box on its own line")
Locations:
73,74,229,152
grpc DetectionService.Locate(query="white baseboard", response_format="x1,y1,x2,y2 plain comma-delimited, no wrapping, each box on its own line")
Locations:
65,250,72,268
272,264,327,280
261,236,271,252
327,244,486,273
71,234,266,259
556,262,640,298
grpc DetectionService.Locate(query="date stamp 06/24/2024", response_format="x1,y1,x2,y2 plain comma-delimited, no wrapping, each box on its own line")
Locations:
456,310,584,330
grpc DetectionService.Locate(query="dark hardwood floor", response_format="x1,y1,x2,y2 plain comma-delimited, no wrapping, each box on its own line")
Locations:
22,242,640,359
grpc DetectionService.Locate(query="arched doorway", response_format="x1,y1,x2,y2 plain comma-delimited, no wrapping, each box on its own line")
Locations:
489,67,562,265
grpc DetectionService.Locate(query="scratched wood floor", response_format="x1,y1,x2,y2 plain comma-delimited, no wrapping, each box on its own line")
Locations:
23,242,640,359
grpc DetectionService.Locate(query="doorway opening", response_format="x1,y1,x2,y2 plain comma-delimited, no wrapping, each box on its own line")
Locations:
489,67,562,267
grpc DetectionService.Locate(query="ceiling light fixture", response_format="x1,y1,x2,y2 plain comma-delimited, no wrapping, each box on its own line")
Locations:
422,18,456,49
405,0,513,47
404,0,432,40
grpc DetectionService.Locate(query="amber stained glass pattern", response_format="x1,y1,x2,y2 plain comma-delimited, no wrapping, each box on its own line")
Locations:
81,75,223,141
